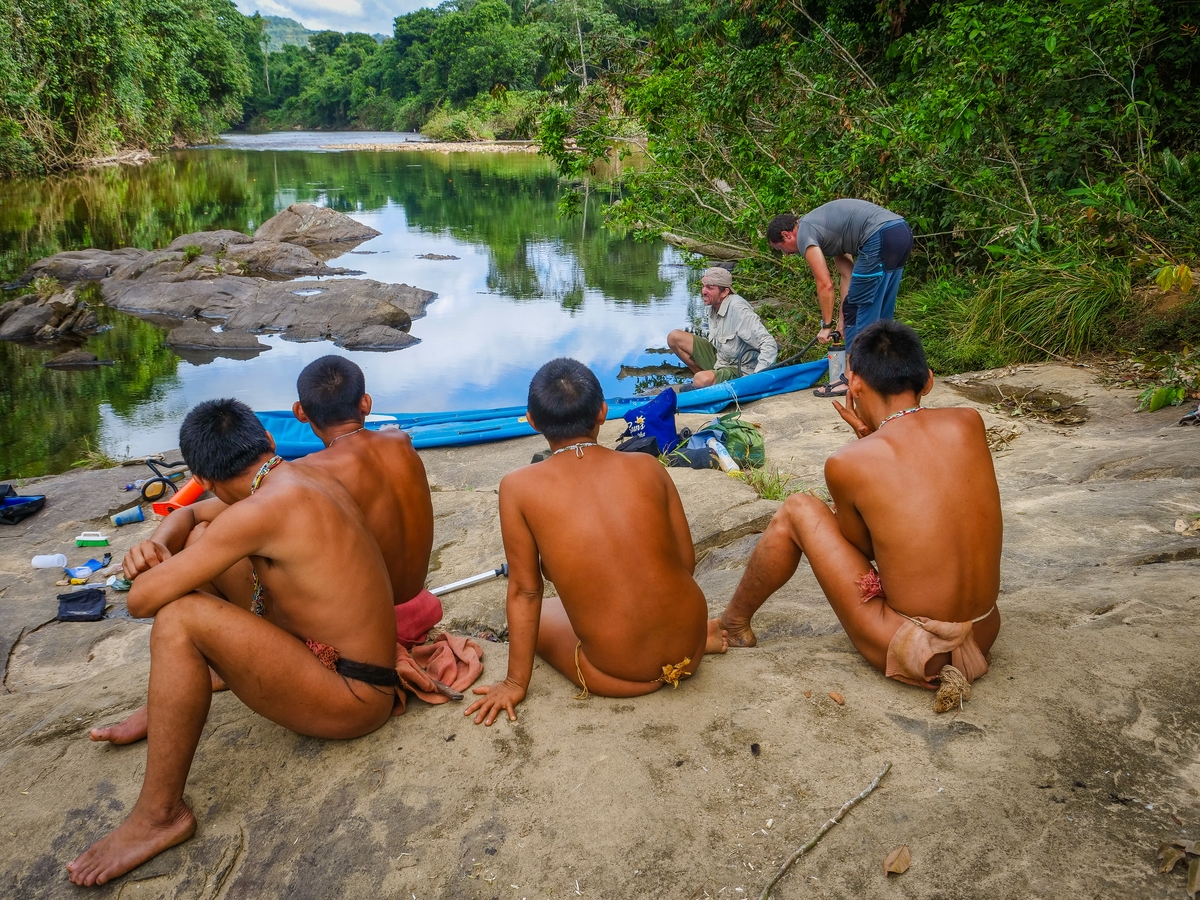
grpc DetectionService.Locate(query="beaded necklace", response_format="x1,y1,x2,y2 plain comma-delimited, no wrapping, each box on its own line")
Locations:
248,455,283,617
877,406,923,429
552,442,598,458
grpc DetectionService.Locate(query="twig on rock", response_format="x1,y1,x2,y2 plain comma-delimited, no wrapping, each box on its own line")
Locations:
757,762,892,900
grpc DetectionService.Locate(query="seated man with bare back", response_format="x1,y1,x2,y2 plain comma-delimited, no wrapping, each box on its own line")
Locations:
466,358,727,725
67,399,398,886
713,321,1002,710
91,356,436,745
292,355,437,642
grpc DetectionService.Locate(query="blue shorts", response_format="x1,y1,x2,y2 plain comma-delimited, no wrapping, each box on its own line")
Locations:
842,220,913,360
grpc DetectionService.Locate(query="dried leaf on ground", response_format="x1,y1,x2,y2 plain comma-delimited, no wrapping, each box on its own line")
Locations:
883,845,911,875
986,423,1022,452
828,691,845,706
1188,855,1199,899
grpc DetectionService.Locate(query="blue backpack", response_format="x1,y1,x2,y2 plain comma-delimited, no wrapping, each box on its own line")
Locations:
619,389,680,454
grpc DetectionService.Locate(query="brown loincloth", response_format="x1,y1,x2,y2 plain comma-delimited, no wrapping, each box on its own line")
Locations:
858,567,991,689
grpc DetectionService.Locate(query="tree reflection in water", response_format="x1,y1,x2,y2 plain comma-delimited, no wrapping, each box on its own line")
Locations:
0,148,688,478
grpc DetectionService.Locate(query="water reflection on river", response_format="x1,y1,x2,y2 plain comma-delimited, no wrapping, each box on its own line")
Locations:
0,138,698,478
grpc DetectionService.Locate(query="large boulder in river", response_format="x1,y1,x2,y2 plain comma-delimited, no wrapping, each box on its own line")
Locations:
254,203,380,246
338,324,420,351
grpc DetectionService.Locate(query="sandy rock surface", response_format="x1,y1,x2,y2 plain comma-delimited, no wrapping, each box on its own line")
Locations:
1,364,1198,898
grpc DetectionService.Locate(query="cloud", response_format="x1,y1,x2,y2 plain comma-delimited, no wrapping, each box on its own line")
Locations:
233,0,432,35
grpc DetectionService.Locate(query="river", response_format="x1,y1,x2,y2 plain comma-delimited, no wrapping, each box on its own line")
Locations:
0,134,699,478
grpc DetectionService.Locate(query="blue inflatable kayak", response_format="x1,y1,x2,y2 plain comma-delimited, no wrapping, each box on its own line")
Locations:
258,359,827,459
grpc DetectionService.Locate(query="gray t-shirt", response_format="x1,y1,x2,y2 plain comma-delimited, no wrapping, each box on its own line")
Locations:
794,199,902,258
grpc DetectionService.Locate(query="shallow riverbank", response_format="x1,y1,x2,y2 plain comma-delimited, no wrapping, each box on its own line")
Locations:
2,364,1198,898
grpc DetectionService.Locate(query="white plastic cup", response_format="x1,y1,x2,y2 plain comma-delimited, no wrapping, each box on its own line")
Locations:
32,553,67,568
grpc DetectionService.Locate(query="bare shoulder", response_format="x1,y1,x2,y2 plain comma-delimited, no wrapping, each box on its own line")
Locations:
373,426,418,454
931,406,989,441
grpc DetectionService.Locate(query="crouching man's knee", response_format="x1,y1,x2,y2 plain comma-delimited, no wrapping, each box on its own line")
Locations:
692,369,716,387
667,329,690,353
776,492,831,531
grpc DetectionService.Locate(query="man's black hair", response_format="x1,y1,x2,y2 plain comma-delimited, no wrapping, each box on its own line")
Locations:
527,358,604,442
179,398,274,482
296,355,366,428
849,320,930,397
766,214,799,244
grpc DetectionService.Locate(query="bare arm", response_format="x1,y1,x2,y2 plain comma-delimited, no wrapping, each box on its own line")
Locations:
834,253,855,301
804,245,838,342
467,477,542,725
824,454,874,561
122,497,228,578
126,500,268,618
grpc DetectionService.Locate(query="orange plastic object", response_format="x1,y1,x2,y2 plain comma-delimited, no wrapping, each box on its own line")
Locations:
151,476,205,517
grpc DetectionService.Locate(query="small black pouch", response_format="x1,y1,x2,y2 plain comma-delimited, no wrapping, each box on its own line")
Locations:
615,435,660,456
57,588,107,622
667,447,718,469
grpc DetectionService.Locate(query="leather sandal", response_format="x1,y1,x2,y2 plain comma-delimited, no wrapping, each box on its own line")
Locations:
812,376,848,398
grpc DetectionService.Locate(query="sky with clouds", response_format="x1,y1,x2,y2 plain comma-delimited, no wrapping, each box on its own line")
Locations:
233,0,430,36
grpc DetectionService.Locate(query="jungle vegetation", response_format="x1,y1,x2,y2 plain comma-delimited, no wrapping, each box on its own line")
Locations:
2,0,1198,371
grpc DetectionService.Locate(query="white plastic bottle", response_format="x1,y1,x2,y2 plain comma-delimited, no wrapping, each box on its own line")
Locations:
31,553,68,568
706,438,740,474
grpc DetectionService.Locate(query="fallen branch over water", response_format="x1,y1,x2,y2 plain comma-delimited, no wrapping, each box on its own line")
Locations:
758,761,892,900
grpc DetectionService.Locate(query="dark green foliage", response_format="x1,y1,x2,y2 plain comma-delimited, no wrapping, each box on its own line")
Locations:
543,0,1200,365
1,0,257,175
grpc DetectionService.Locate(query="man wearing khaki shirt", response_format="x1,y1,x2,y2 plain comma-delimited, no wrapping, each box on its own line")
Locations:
667,267,779,387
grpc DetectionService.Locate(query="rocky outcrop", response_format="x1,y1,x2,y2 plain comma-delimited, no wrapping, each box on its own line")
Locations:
0,289,101,343
164,322,270,352
12,248,147,285
9,207,436,352
165,231,362,278
254,202,381,246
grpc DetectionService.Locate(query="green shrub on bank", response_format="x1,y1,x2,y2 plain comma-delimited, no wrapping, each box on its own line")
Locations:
421,91,541,142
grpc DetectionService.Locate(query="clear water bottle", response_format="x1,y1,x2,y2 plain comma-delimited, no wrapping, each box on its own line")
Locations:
706,438,740,474
31,553,68,568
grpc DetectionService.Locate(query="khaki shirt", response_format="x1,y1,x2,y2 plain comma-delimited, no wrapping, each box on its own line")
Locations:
708,292,779,374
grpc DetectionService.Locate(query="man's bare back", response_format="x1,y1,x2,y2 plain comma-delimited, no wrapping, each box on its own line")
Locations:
466,358,724,725
299,427,433,604
506,448,708,680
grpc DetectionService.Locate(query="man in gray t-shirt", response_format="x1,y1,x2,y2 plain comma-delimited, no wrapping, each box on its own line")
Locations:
767,200,913,396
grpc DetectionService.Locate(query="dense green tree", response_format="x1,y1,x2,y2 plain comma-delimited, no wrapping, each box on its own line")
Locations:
0,0,257,175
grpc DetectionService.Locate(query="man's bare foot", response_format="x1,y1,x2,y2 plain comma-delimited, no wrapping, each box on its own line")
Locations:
90,706,148,745
706,618,729,654
90,670,225,745
67,802,196,886
718,615,757,648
